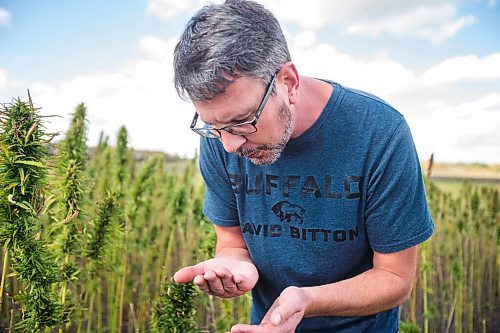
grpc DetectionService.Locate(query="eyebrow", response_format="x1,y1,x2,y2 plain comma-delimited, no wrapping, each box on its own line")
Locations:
216,106,257,126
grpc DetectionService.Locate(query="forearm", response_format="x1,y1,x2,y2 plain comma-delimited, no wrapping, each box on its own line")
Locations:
302,267,413,317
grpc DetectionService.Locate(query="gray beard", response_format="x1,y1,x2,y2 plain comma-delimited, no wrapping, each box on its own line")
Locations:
238,102,293,165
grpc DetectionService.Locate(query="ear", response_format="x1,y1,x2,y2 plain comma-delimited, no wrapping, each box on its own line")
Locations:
278,62,300,105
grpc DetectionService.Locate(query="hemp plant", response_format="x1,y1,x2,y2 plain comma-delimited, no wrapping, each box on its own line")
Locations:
86,191,118,272
150,277,198,333
50,103,88,332
56,103,88,254
0,94,63,331
118,155,160,330
84,191,119,332
115,126,130,200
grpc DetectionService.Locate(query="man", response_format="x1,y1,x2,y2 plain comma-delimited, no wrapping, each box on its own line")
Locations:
173,1,434,332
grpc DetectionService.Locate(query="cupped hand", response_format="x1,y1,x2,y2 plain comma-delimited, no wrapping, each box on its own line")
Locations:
230,286,309,333
173,257,258,298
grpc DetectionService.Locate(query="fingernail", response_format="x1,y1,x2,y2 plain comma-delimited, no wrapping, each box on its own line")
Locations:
272,313,281,325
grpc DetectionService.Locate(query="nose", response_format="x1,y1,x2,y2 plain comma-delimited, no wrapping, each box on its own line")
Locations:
220,132,247,153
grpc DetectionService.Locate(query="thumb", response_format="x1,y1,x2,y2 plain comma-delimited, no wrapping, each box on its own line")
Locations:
233,273,257,291
173,264,204,283
270,311,282,326
268,300,300,326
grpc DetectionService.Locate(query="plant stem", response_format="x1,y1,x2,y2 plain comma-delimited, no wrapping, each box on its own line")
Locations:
97,280,102,333
0,244,9,316
118,220,129,332
86,291,95,333
422,245,429,333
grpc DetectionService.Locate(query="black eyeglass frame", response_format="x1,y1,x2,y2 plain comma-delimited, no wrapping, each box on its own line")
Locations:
190,73,277,138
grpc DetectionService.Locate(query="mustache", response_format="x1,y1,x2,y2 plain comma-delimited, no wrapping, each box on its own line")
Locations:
237,144,286,157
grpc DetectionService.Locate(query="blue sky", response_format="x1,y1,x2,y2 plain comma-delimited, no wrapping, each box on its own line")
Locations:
1,0,499,163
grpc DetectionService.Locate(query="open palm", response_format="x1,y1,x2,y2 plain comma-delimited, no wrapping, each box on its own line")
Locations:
174,257,259,298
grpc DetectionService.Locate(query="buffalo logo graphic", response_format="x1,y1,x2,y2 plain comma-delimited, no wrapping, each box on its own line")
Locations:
271,201,305,224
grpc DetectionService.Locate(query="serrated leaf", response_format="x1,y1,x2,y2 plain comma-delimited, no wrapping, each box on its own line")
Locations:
14,200,34,212
4,182,19,191
14,160,46,168
0,143,11,157
19,168,25,184
24,121,38,144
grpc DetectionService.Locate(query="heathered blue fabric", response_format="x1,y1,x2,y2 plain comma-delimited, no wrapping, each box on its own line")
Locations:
199,81,434,332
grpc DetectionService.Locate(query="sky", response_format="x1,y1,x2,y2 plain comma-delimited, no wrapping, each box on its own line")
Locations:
0,0,499,164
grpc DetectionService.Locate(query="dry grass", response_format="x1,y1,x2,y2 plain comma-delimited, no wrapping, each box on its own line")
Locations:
421,162,500,180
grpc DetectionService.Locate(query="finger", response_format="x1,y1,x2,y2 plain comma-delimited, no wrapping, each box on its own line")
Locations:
173,264,204,283
204,269,225,295
261,287,305,326
231,323,270,333
215,267,239,294
193,274,210,293
267,303,303,327
234,274,255,292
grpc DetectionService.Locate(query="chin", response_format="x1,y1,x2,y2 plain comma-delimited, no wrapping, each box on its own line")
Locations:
248,151,281,165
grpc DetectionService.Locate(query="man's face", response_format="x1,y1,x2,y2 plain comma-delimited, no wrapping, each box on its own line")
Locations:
193,76,294,165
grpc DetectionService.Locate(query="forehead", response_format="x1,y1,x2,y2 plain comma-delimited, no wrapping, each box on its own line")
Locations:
193,76,266,124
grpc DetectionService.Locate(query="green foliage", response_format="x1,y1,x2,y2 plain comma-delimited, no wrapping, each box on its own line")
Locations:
15,285,64,331
60,102,87,167
197,216,216,260
150,279,198,333
2,96,498,332
399,321,422,333
115,126,129,196
86,192,119,273
127,155,161,224
0,95,63,332
51,103,88,256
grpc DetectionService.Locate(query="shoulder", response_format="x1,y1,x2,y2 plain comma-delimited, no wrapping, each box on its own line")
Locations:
340,84,403,123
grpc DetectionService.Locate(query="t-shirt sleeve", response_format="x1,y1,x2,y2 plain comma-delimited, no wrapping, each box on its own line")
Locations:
364,118,434,253
199,137,240,227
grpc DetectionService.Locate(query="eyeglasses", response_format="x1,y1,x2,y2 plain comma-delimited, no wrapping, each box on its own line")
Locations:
190,73,277,138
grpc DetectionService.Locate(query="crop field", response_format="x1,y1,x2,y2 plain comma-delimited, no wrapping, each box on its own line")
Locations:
0,98,498,332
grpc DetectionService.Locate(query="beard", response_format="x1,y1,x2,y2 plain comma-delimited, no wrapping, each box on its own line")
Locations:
237,102,293,165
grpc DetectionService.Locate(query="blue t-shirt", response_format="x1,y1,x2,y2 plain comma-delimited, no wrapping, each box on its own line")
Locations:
199,81,434,333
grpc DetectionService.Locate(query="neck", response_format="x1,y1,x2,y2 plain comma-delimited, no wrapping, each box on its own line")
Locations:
291,76,333,138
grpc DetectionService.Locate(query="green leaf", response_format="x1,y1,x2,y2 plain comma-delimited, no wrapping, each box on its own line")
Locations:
14,160,46,168
0,143,11,158
20,167,25,183
4,181,19,191
14,200,34,212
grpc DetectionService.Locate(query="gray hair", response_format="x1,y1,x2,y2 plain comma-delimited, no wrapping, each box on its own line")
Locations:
174,0,291,102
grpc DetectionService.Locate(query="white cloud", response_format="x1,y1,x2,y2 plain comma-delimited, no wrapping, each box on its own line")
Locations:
259,0,338,30
256,1,475,43
288,36,500,163
24,36,199,158
291,42,416,97
0,7,11,25
138,35,171,61
293,31,317,49
345,4,475,43
145,1,474,43
0,69,7,89
146,0,192,19
3,21,499,163
410,93,500,164
146,0,223,19
432,15,476,44
421,53,500,86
